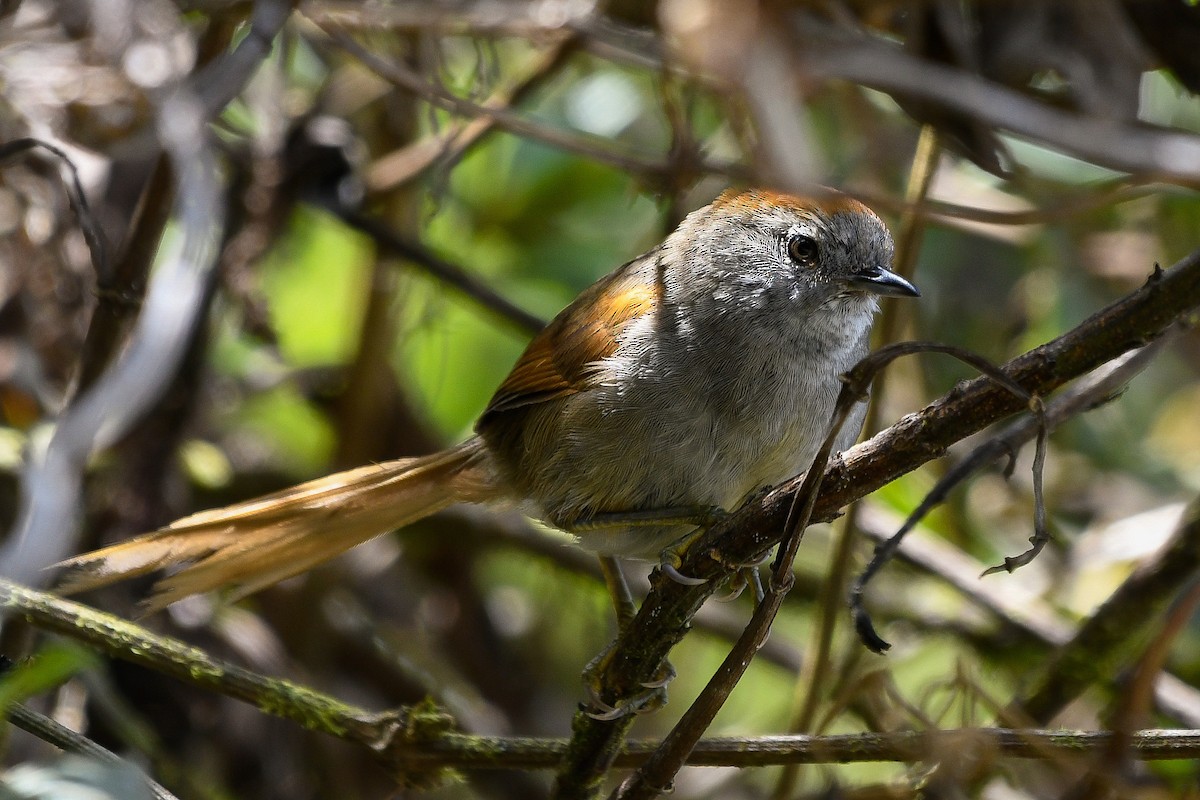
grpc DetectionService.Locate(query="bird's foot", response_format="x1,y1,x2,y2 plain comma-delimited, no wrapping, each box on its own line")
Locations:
582,643,676,720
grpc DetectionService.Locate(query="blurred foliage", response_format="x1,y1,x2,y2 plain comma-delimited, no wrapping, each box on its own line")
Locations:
1,1,1200,799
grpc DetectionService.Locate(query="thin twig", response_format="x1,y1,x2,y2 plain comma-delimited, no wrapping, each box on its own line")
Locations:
365,37,581,192
0,138,108,279
413,727,1200,770
337,208,546,334
301,1,588,37
1015,497,1200,725
310,21,747,186
450,507,805,671
1066,577,1200,798
5,703,180,800
854,503,1200,730
75,155,173,395
852,336,1173,653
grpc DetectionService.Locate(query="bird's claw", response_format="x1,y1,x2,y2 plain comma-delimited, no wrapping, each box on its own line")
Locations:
656,513,729,587
582,647,674,720
639,661,677,690
584,686,667,720
661,561,708,586
715,564,766,603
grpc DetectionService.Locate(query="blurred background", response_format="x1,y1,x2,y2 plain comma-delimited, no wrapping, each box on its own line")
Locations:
1,0,1200,798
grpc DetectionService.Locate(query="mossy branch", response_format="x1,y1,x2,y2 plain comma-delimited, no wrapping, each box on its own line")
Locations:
5,579,1200,784
0,579,400,746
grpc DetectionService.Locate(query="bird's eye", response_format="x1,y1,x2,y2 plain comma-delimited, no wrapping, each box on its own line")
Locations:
787,234,819,267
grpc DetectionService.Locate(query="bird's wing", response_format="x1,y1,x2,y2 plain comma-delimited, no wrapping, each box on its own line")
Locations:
478,250,662,420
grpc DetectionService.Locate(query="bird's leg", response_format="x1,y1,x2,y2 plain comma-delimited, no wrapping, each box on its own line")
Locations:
582,640,677,720
570,509,731,720
714,552,769,603
584,555,676,719
598,555,636,629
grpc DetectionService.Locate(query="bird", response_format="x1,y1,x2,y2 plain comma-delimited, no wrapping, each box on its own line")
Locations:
56,188,918,613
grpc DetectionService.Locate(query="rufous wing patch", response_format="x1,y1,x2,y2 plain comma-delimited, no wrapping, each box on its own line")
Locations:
480,257,659,418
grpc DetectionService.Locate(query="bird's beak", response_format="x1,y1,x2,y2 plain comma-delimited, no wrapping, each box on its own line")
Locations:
847,266,920,298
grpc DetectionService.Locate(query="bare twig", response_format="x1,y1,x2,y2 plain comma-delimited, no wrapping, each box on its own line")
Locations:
854,504,1200,730
310,21,747,186
1066,576,1200,798
852,337,1173,653
794,17,1200,186
301,0,589,37
5,703,180,800
407,727,1200,771
451,507,804,671
365,37,581,192
337,208,546,335
0,138,108,279
75,156,173,394
1015,497,1200,725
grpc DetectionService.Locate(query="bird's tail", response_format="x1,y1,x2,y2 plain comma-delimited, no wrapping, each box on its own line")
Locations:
55,438,496,613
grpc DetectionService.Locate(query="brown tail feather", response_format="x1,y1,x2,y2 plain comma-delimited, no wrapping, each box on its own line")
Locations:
55,438,496,613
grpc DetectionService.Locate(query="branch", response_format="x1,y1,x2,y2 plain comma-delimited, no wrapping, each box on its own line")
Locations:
336,208,546,335
553,249,1200,797
5,703,180,800
0,579,399,747
309,20,748,187
8,579,1200,782
1014,496,1200,725
398,727,1200,771
794,16,1200,186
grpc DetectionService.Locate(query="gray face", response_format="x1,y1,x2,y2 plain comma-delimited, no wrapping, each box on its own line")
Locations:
793,209,893,279
683,194,914,312
780,207,918,308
